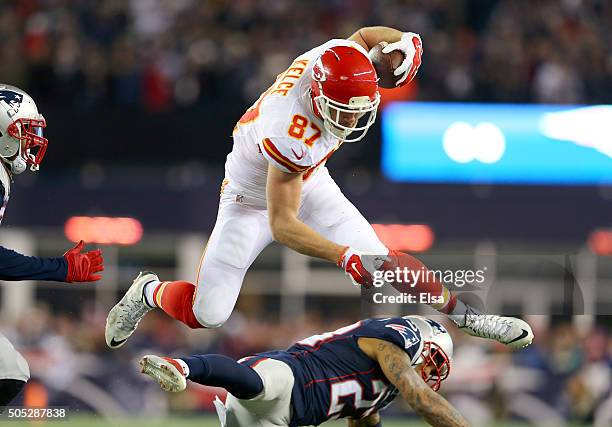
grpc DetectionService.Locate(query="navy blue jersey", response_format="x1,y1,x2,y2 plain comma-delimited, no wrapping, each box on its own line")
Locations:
242,317,423,426
0,164,67,282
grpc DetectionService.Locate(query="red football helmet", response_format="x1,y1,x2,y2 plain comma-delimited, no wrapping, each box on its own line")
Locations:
311,45,380,142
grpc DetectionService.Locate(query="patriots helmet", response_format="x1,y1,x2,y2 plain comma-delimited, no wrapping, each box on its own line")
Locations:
0,84,47,174
405,315,453,391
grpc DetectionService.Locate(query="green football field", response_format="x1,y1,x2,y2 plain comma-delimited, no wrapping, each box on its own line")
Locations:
4,415,574,427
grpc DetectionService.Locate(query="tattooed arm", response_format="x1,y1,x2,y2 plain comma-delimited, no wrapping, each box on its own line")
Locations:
358,337,469,427
347,412,381,427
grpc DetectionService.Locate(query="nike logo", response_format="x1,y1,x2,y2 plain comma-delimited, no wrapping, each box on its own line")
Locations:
507,329,530,344
291,147,306,160
350,262,361,277
110,337,127,348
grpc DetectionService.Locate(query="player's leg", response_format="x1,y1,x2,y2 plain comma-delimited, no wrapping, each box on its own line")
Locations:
0,380,26,408
300,170,533,348
139,199,272,329
0,334,30,410
223,359,293,427
187,201,272,328
139,354,263,397
139,355,293,427
106,195,273,348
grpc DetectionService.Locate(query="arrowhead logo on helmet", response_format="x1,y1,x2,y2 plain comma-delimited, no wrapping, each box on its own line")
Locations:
310,45,380,143
312,59,327,82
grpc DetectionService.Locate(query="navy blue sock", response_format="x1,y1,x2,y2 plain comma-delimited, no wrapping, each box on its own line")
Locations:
0,379,26,410
180,354,263,399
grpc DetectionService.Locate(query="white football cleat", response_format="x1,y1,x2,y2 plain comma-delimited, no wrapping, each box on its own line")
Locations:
458,309,534,349
140,355,187,393
105,271,157,349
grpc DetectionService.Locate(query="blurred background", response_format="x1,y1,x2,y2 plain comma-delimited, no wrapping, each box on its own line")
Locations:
1,0,612,426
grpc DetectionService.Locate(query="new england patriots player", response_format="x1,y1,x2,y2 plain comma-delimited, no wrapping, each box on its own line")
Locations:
106,25,533,354
141,316,469,427
0,84,104,409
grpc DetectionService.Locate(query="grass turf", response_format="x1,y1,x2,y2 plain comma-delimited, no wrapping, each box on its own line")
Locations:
3,414,577,427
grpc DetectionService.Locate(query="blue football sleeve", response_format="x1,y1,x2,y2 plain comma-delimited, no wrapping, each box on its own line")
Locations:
354,317,423,360
0,245,68,282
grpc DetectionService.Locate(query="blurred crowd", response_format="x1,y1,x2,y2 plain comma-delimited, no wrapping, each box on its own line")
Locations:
0,0,611,113
2,302,611,426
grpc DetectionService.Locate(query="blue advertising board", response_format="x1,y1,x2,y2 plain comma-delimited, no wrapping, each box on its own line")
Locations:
381,102,612,185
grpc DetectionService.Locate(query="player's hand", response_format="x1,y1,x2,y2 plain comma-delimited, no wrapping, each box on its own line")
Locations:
382,32,423,87
63,240,104,283
337,247,387,288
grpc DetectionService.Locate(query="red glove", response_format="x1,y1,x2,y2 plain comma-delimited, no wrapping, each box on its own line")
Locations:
337,246,388,288
63,240,104,282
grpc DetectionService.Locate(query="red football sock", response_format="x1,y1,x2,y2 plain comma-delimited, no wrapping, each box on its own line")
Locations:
153,281,203,329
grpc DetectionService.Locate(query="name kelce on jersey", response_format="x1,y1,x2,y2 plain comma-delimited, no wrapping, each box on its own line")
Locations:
234,57,310,128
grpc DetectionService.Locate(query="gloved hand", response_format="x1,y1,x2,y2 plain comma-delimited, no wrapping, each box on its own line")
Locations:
63,240,104,282
337,246,388,288
382,32,423,86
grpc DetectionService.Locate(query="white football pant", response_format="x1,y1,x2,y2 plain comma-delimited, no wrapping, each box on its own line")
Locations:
215,358,294,427
0,333,30,382
192,167,387,328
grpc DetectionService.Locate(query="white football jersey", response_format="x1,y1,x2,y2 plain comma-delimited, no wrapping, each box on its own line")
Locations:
225,39,369,208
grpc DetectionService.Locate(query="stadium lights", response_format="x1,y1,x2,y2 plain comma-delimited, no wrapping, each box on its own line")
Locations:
372,224,434,252
588,229,612,256
64,216,143,245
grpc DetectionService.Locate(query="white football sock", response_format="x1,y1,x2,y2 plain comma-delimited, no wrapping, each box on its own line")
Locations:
447,299,471,326
175,358,190,377
143,280,161,308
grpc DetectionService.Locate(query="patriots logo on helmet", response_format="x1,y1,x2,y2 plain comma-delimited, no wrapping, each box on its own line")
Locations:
0,90,23,112
385,323,420,349
425,319,447,336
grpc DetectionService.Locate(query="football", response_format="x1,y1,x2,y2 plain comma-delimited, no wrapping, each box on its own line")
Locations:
368,42,405,88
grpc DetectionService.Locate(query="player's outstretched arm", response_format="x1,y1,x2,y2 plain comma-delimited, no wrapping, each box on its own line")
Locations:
267,164,346,263
360,338,469,427
0,241,103,283
347,412,381,427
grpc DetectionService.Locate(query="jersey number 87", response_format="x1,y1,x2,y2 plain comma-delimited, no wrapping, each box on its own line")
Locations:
288,114,321,147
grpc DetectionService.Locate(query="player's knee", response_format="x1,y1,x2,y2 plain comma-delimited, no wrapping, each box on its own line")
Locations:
193,303,231,329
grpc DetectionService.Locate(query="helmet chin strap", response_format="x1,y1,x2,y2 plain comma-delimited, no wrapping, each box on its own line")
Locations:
308,88,321,119
3,139,28,175
10,156,27,174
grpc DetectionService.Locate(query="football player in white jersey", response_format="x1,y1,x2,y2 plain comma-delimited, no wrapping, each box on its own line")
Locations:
0,84,104,410
106,26,533,350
